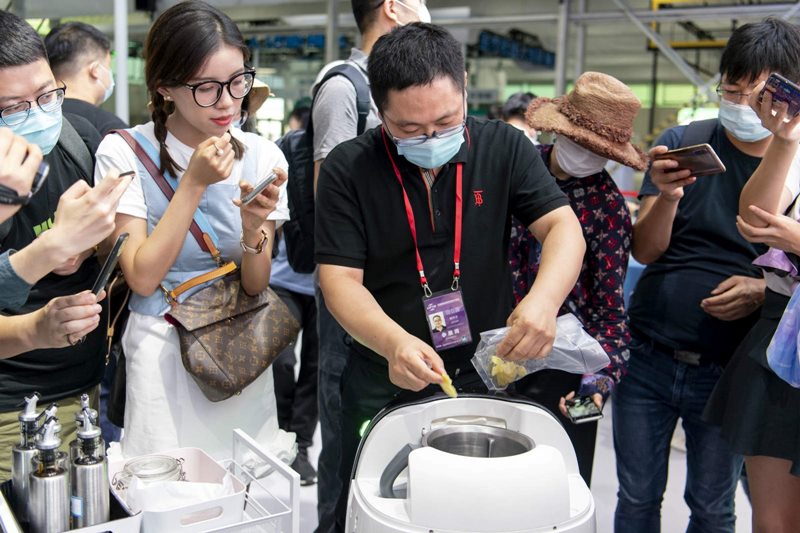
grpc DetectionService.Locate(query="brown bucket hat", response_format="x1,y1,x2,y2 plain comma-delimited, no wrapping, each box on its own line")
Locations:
526,71,649,170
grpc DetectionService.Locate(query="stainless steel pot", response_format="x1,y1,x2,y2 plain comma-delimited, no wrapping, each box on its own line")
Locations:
379,424,534,498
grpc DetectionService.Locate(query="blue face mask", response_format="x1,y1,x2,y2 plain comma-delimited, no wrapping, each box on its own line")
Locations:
718,99,771,142
394,125,465,169
9,107,62,155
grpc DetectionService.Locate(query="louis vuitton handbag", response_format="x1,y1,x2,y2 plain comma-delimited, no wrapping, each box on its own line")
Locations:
114,129,300,402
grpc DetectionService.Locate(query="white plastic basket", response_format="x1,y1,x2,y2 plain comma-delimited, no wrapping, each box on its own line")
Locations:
0,429,299,533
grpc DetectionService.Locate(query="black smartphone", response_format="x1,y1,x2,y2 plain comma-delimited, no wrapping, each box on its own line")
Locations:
91,233,128,295
565,396,603,425
241,172,278,205
118,170,136,178
654,143,726,177
758,73,800,117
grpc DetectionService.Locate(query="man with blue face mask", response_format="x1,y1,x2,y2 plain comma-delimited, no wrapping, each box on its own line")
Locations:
615,18,800,533
0,11,131,481
315,23,585,529
45,22,128,136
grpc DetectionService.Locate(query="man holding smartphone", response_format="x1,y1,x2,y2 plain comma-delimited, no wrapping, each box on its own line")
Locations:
616,18,800,533
0,11,130,480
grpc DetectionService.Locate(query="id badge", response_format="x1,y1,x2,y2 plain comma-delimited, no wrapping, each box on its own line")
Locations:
423,289,473,351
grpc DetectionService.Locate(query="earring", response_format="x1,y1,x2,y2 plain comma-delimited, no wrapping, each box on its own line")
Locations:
164,96,172,101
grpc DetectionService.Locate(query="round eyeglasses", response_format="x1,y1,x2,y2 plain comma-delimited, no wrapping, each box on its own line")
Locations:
0,86,66,127
182,70,256,108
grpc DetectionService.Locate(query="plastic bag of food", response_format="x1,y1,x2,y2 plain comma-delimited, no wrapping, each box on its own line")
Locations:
471,314,610,391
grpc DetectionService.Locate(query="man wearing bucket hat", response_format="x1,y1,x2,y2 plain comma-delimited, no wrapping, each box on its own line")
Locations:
510,72,645,486
614,18,800,533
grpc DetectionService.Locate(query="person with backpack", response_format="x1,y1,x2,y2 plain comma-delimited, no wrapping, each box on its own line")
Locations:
270,101,319,486
0,11,131,480
615,17,800,533
300,2,429,531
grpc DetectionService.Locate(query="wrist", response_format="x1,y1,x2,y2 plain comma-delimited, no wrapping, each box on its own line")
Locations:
177,172,208,196
240,229,268,254
23,309,47,351
657,191,681,203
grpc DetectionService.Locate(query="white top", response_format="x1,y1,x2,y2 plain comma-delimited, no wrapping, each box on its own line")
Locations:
94,123,289,223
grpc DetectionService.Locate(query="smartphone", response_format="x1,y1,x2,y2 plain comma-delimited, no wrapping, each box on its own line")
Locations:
118,170,136,179
654,143,726,177
91,233,129,295
758,73,800,117
241,172,277,205
565,396,604,425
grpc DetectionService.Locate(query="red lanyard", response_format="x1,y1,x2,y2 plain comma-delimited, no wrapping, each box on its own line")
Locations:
381,127,462,297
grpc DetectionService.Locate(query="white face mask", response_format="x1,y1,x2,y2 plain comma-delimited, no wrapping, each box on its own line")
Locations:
554,135,608,178
717,98,771,142
396,0,431,24
97,63,115,104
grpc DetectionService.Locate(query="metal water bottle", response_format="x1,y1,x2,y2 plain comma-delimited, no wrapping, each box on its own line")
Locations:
29,418,70,533
71,409,109,527
10,394,41,523
69,394,99,462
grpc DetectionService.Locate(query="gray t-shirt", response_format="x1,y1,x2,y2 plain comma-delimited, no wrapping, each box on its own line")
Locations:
312,48,381,161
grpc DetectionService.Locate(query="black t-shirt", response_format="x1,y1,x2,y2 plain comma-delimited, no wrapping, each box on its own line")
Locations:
315,117,568,367
628,121,764,363
62,98,128,137
0,114,107,411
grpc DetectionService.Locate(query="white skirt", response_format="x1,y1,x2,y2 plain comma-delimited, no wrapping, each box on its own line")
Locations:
120,311,295,462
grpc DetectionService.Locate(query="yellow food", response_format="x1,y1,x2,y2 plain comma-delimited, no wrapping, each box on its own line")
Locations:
490,356,527,387
439,372,458,398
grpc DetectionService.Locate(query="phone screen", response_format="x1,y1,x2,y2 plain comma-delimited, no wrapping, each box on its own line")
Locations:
566,396,603,424
91,233,129,295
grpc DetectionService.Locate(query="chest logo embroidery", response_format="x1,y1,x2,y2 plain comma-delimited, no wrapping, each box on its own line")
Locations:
473,190,484,207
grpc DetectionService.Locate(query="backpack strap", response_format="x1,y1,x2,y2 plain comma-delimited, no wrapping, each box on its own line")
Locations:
678,118,718,149
59,117,94,183
313,63,372,135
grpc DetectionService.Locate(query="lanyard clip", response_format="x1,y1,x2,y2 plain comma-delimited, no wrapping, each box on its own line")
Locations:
451,276,460,291
422,282,433,298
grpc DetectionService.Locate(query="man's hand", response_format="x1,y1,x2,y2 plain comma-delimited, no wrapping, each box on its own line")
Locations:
34,290,104,349
737,205,800,255
49,170,132,256
386,334,444,391
51,248,95,276
647,145,697,202
497,299,557,361
701,275,765,321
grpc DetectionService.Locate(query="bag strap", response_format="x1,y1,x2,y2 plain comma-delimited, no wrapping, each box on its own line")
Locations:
105,272,130,363
111,129,236,304
59,117,95,183
679,118,718,149
313,63,371,135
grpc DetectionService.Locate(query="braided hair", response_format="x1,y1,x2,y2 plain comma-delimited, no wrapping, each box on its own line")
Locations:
144,0,248,177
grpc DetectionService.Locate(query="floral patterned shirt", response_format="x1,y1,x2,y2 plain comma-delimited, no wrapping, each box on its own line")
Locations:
508,144,632,399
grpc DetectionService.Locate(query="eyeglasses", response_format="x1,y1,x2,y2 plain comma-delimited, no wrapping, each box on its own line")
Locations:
0,86,66,127
391,122,465,147
0,161,49,206
715,85,753,103
182,70,256,108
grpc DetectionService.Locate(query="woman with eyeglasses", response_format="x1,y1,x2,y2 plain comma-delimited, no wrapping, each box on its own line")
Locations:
94,0,292,459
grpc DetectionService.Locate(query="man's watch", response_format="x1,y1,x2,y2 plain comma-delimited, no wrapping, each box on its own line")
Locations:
240,229,269,254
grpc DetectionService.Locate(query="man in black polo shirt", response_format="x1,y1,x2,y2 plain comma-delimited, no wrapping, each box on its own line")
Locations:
315,23,585,528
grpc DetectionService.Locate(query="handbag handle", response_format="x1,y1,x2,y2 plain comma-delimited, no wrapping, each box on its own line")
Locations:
112,129,236,304
105,272,130,363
